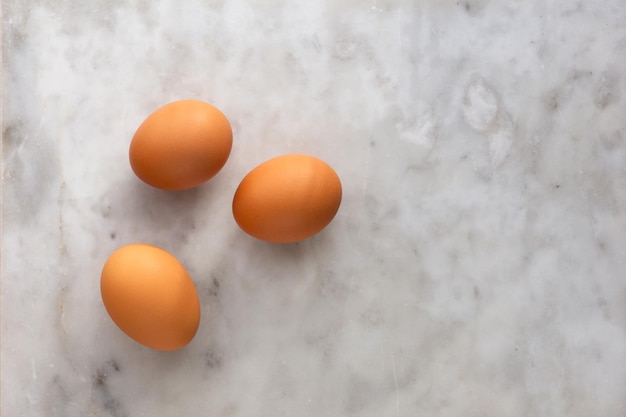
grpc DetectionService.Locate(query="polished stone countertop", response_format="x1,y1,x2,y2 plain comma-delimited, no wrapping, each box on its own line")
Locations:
2,1,626,415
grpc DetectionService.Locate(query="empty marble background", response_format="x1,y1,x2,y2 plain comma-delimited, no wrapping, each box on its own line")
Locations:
3,0,626,415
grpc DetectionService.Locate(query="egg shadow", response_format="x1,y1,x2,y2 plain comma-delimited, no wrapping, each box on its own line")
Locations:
102,176,222,251
229,225,341,284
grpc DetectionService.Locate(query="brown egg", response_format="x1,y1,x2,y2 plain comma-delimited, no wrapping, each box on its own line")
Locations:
232,154,342,243
129,100,232,190
100,244,200,351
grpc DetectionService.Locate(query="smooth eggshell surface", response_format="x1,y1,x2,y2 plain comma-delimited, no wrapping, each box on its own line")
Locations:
232,154,342,243
129,99,232,190
100,244,201,351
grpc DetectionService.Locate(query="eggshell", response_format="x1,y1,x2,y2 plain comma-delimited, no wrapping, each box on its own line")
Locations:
232,154,342,243
129,99,232,190
100,244,200,351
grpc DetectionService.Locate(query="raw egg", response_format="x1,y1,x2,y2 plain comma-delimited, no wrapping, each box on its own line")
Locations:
100,244,200,351
232,154,342,243
129,99,232,190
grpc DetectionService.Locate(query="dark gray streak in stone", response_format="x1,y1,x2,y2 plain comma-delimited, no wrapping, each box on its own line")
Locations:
92,362,126,417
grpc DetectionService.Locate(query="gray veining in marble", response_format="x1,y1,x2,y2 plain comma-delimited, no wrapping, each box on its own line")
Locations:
2,1,626,416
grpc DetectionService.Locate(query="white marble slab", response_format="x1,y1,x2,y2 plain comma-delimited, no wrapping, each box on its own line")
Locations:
3,0,626,415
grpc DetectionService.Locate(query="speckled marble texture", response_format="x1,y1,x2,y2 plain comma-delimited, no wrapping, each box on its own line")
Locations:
2,1,626,416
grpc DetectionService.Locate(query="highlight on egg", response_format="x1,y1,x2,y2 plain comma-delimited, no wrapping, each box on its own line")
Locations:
129,99,232,190
100,244,201,351
232,153,342,243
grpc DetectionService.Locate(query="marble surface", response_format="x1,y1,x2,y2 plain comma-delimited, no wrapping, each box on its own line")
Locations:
3,0,626,415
